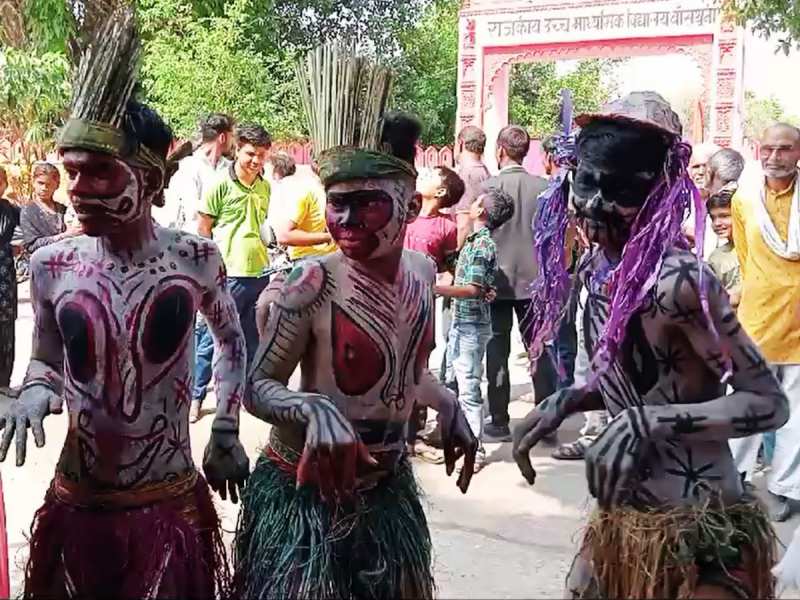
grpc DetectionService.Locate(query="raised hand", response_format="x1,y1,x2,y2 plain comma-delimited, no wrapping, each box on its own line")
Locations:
512,389,575,485
297,396,378,503
0,384,62,466
203,428,250,503
437,394,478,494
585,406,651,509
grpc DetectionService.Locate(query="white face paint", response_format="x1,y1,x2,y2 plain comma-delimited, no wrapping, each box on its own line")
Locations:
62,149,156,238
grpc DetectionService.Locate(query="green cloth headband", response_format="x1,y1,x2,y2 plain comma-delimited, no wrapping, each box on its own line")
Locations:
58,118,165,174
318,146,417,189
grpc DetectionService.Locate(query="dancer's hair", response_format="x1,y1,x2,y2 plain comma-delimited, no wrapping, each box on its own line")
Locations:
123,99,173,162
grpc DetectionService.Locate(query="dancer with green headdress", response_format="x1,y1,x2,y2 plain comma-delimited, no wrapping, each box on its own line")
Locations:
235,44,478,599
0,7,249,598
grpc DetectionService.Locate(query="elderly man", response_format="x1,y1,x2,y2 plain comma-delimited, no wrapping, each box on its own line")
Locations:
732,123,800,521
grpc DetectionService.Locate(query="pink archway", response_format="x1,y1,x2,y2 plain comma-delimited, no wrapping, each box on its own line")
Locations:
458,0,745,162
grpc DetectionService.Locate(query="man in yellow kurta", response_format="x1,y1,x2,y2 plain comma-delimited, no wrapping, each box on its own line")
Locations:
731,122,800,521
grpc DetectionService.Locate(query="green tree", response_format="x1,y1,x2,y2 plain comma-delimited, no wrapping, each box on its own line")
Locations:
744,90,800,138
509,60,618,139
393,0,459,146
729,0,800,54
0,47,71,196
137,0,304,139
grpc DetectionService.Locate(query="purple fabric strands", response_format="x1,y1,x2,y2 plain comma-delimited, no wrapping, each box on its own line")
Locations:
526,155,573,366
587,140,730,387
526,89,576,371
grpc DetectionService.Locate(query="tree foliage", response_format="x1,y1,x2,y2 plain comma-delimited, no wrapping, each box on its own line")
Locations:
137,0,303,139
393,0,459,146
509,60,619,139
743,90,800,139
729,0,800,54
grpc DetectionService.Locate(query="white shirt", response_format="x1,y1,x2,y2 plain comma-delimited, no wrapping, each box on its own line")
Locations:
154,149,231,232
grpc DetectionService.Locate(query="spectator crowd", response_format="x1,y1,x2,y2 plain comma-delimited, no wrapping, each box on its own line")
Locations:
1,112,800,519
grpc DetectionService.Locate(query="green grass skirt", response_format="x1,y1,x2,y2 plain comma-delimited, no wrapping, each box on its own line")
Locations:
233,454,434,599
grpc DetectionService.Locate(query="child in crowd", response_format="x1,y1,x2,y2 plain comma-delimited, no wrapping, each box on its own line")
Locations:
404,166,463,273
707,184,742,309
435,187,515,473
405,166,464,462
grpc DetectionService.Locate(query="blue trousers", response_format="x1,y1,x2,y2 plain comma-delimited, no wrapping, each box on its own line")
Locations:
193,276,268,401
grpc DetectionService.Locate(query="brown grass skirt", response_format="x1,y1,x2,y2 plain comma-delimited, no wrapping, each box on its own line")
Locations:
23,471,231,600
576,498,778,599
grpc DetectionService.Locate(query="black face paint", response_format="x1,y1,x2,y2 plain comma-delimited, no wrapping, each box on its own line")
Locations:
571,121,669,250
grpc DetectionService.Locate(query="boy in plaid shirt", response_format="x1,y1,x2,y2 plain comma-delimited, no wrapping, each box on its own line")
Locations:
435,187,515,472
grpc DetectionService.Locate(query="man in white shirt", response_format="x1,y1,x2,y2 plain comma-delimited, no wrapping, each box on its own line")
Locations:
157,113,235,232
161,113,235,422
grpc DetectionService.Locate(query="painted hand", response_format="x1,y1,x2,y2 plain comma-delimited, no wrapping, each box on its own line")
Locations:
437,395,478,494
512,390,573,485
585,406,650,509
298,396,378,503
203,430,250,503
0,385,62,466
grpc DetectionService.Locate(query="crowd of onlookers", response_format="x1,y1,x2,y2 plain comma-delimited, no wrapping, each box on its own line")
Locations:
1,112,800,496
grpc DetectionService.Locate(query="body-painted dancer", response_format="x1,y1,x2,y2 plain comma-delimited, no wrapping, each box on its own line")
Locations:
0,11,249,598
513,92,788,599
236,44,477,600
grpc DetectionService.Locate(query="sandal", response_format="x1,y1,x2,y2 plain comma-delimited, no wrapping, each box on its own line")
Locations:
551,440,586,460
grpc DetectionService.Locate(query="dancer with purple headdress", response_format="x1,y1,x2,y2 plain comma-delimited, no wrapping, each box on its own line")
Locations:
512,91,787,599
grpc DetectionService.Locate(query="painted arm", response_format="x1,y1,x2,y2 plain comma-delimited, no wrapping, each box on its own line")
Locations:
247,262,376,501
416,370,478,493
0,260,65,465
585,257,788,508
197,249,250,502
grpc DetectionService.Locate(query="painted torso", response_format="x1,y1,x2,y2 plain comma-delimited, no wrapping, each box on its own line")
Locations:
262,250,435,456
582,248,752,507
30,227,236,490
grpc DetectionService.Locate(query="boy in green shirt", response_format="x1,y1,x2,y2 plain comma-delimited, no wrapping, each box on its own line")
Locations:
195,124,271,419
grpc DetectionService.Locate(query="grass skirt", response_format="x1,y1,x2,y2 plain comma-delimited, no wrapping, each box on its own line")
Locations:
233,453,434,600
24,471,231,599
574,497,777,599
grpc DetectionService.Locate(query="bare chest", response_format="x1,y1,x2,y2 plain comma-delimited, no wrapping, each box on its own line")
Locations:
307,265,434,418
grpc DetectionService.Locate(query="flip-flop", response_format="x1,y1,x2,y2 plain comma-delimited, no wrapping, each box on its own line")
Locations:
551,440,586,460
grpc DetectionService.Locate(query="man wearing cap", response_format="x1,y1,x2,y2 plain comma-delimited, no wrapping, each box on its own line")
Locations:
0,11,249,598
513,92,787,599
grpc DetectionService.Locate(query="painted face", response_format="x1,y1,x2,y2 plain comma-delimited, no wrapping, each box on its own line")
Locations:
572,122,666,252
761,127,800,180
62,149,151,237
709,206,733,239
326,177,415,261
32,173,59,202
